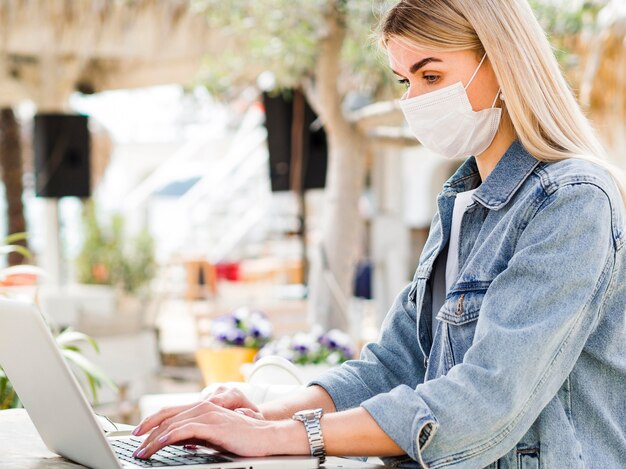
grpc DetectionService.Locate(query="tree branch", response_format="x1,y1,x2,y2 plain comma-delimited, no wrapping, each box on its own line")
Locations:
315,0,351,136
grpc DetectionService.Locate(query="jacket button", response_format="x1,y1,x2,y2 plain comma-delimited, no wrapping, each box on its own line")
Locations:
455,294,465,316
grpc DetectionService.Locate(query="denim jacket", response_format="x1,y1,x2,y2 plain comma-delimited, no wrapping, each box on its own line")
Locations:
311,141,626,468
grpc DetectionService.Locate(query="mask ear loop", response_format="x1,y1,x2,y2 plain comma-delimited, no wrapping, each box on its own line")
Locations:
467,53,502,109
464,53,488,90
491,89,502,108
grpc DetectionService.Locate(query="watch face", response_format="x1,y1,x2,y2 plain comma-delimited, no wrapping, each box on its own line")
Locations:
293,408,323,420
293,410,308,419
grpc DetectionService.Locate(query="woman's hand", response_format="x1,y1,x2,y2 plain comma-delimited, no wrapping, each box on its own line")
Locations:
131,402,405,461
131,401,290,460
204,385,265,419
133,386,264,439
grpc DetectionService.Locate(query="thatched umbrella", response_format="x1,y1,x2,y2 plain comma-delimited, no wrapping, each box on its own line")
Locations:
0,0,219,102
0,0,219,274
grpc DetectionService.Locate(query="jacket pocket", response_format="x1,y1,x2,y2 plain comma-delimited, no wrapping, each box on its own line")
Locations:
516,447,540,469
436,288,487,367
437,288,486,324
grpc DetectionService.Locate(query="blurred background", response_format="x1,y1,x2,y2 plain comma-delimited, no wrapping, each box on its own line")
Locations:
0,0,624,422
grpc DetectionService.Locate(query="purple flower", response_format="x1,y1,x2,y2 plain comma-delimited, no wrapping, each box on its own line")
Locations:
209,307,272,348
226,328,246,346
256,328,355,365
294,344,309,353
341,345,354,358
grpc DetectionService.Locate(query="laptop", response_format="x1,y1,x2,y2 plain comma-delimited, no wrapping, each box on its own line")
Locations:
0,297,319,469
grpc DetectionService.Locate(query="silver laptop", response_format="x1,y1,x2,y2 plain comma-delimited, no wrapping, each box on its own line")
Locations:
0,297,319,469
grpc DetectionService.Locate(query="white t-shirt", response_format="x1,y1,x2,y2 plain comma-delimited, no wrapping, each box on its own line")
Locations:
446,188,478,292
431,188,478,337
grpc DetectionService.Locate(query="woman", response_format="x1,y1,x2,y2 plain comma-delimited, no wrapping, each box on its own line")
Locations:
133,1,626,467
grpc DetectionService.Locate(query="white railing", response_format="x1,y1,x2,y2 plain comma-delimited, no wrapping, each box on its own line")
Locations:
174,105,273,262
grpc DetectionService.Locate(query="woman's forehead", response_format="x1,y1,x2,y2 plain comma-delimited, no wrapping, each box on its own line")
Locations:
387,37,435,59
387,38,451,74
387,38,437,68
386,37,477,74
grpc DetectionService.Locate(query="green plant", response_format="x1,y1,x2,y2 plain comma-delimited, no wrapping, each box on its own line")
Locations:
76,202,156,294
53,327,118,405
0,233,118,410
0,326,118,410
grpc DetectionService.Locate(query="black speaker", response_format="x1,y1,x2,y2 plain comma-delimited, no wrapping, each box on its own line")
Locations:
34,113,90,198
263,90,327,192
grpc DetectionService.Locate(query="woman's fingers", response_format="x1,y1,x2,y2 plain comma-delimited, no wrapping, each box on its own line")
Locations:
133,386,256,438
138,423,210,459
133,406,272,461
134,402,215,456
206,387,260,413
133,402,199,436
135,406,237,459
234,407,264,420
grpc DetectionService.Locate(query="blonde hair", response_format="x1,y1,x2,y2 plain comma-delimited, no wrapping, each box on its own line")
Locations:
379,0,626,205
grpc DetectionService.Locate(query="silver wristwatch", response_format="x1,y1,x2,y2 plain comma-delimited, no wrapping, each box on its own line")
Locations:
292,408,326,464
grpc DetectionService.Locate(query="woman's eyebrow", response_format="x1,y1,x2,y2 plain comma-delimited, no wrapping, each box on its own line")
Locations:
392,57,443,77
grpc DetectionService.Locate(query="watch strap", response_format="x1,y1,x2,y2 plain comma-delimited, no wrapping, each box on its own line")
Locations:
293,409,326,464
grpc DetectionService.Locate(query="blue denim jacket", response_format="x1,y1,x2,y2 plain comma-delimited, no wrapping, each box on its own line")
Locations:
311,141,626,468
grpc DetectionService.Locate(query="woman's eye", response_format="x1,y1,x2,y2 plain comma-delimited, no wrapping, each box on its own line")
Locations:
397,78,409,88
424,74,440,85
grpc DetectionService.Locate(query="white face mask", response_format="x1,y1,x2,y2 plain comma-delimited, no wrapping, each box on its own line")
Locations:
398,54,502,160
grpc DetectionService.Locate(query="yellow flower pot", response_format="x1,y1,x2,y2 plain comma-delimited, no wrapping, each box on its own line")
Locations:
195,347,258,385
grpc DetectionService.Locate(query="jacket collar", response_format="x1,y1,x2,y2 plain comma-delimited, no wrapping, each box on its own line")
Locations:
442,140,541,211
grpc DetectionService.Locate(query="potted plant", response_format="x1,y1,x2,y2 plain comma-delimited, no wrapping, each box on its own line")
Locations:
75,202,156,315
195,307,272,385
0,233,117,409
253,327,355,383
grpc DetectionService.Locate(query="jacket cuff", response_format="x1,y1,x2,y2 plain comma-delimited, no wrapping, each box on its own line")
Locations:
308,365,375,412
361,384,438,464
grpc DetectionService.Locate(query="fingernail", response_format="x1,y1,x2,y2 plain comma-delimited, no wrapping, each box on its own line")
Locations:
158,435,168,444
132,426,140,436
136,448,146,458
234,409,245,414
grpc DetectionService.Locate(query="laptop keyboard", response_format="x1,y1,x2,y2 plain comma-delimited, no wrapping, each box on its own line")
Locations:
111,437,233,467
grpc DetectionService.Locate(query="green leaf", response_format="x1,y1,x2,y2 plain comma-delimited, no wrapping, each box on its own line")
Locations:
0,376,7,398
56,329,100,354
4,232,28,245
0,245,32,259
85,372,98,404
1,388,17,410
61,349,118,399
62,345,82,353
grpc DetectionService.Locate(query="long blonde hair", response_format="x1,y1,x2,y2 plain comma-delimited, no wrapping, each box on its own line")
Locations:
379,0,626,205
